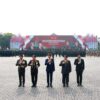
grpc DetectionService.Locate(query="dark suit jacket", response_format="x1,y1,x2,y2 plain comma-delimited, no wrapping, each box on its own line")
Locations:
28,60,40,73
59,60,71,74
74,58,85,72
16,59,27,68
45,59,55,72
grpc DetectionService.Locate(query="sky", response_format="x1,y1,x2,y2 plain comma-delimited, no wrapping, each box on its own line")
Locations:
0,0,100,37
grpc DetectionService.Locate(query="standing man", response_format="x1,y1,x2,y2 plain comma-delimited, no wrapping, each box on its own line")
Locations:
74,55,85,86
59,55,72,87
16,54,27,87
28,55,40,87
45,53,55,88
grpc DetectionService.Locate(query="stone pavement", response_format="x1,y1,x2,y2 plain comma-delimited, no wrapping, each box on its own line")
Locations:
0,56,100,100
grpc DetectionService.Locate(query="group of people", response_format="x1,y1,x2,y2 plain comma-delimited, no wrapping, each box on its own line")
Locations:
86,51,100,57
16,53,85,88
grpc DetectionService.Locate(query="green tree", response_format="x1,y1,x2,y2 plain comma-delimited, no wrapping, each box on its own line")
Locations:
0,33,14,49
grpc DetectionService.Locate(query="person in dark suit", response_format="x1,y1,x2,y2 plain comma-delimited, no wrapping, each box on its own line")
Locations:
28,55,40,87
59,55,72,87
16,54,27,87
45,53,55,88
74,55,85,86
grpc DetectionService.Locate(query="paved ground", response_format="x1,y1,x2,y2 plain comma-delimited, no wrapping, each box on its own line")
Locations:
0,56,100,100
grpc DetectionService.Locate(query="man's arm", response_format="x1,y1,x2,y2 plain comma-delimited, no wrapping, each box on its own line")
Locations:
24,60,27,68
59,61,63,66
74,59,77,65
37,60,40,67
52,59,55,71
16,60,19,66
45,59,48,65
82,59,85,70
69,61,72,72
28,60,31,66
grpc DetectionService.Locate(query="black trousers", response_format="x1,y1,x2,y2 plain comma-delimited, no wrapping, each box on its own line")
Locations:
62,73,69,85
76,71,83,85
31,69,38,86
18,68,25,85
47,72,53,85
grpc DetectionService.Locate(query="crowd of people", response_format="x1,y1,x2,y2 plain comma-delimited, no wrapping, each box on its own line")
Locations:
86,50,100,57
0,49,86,57
16,53,85,88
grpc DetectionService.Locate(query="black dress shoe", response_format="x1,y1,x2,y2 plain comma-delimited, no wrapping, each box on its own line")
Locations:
63,84,65,87
18,84,21,87
66,83,69,87
34,85,37,88
66,84,69,87
31,85,34,87
46,85,49,88
80,84,83,87
77,84,80,86
50,84,53,88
